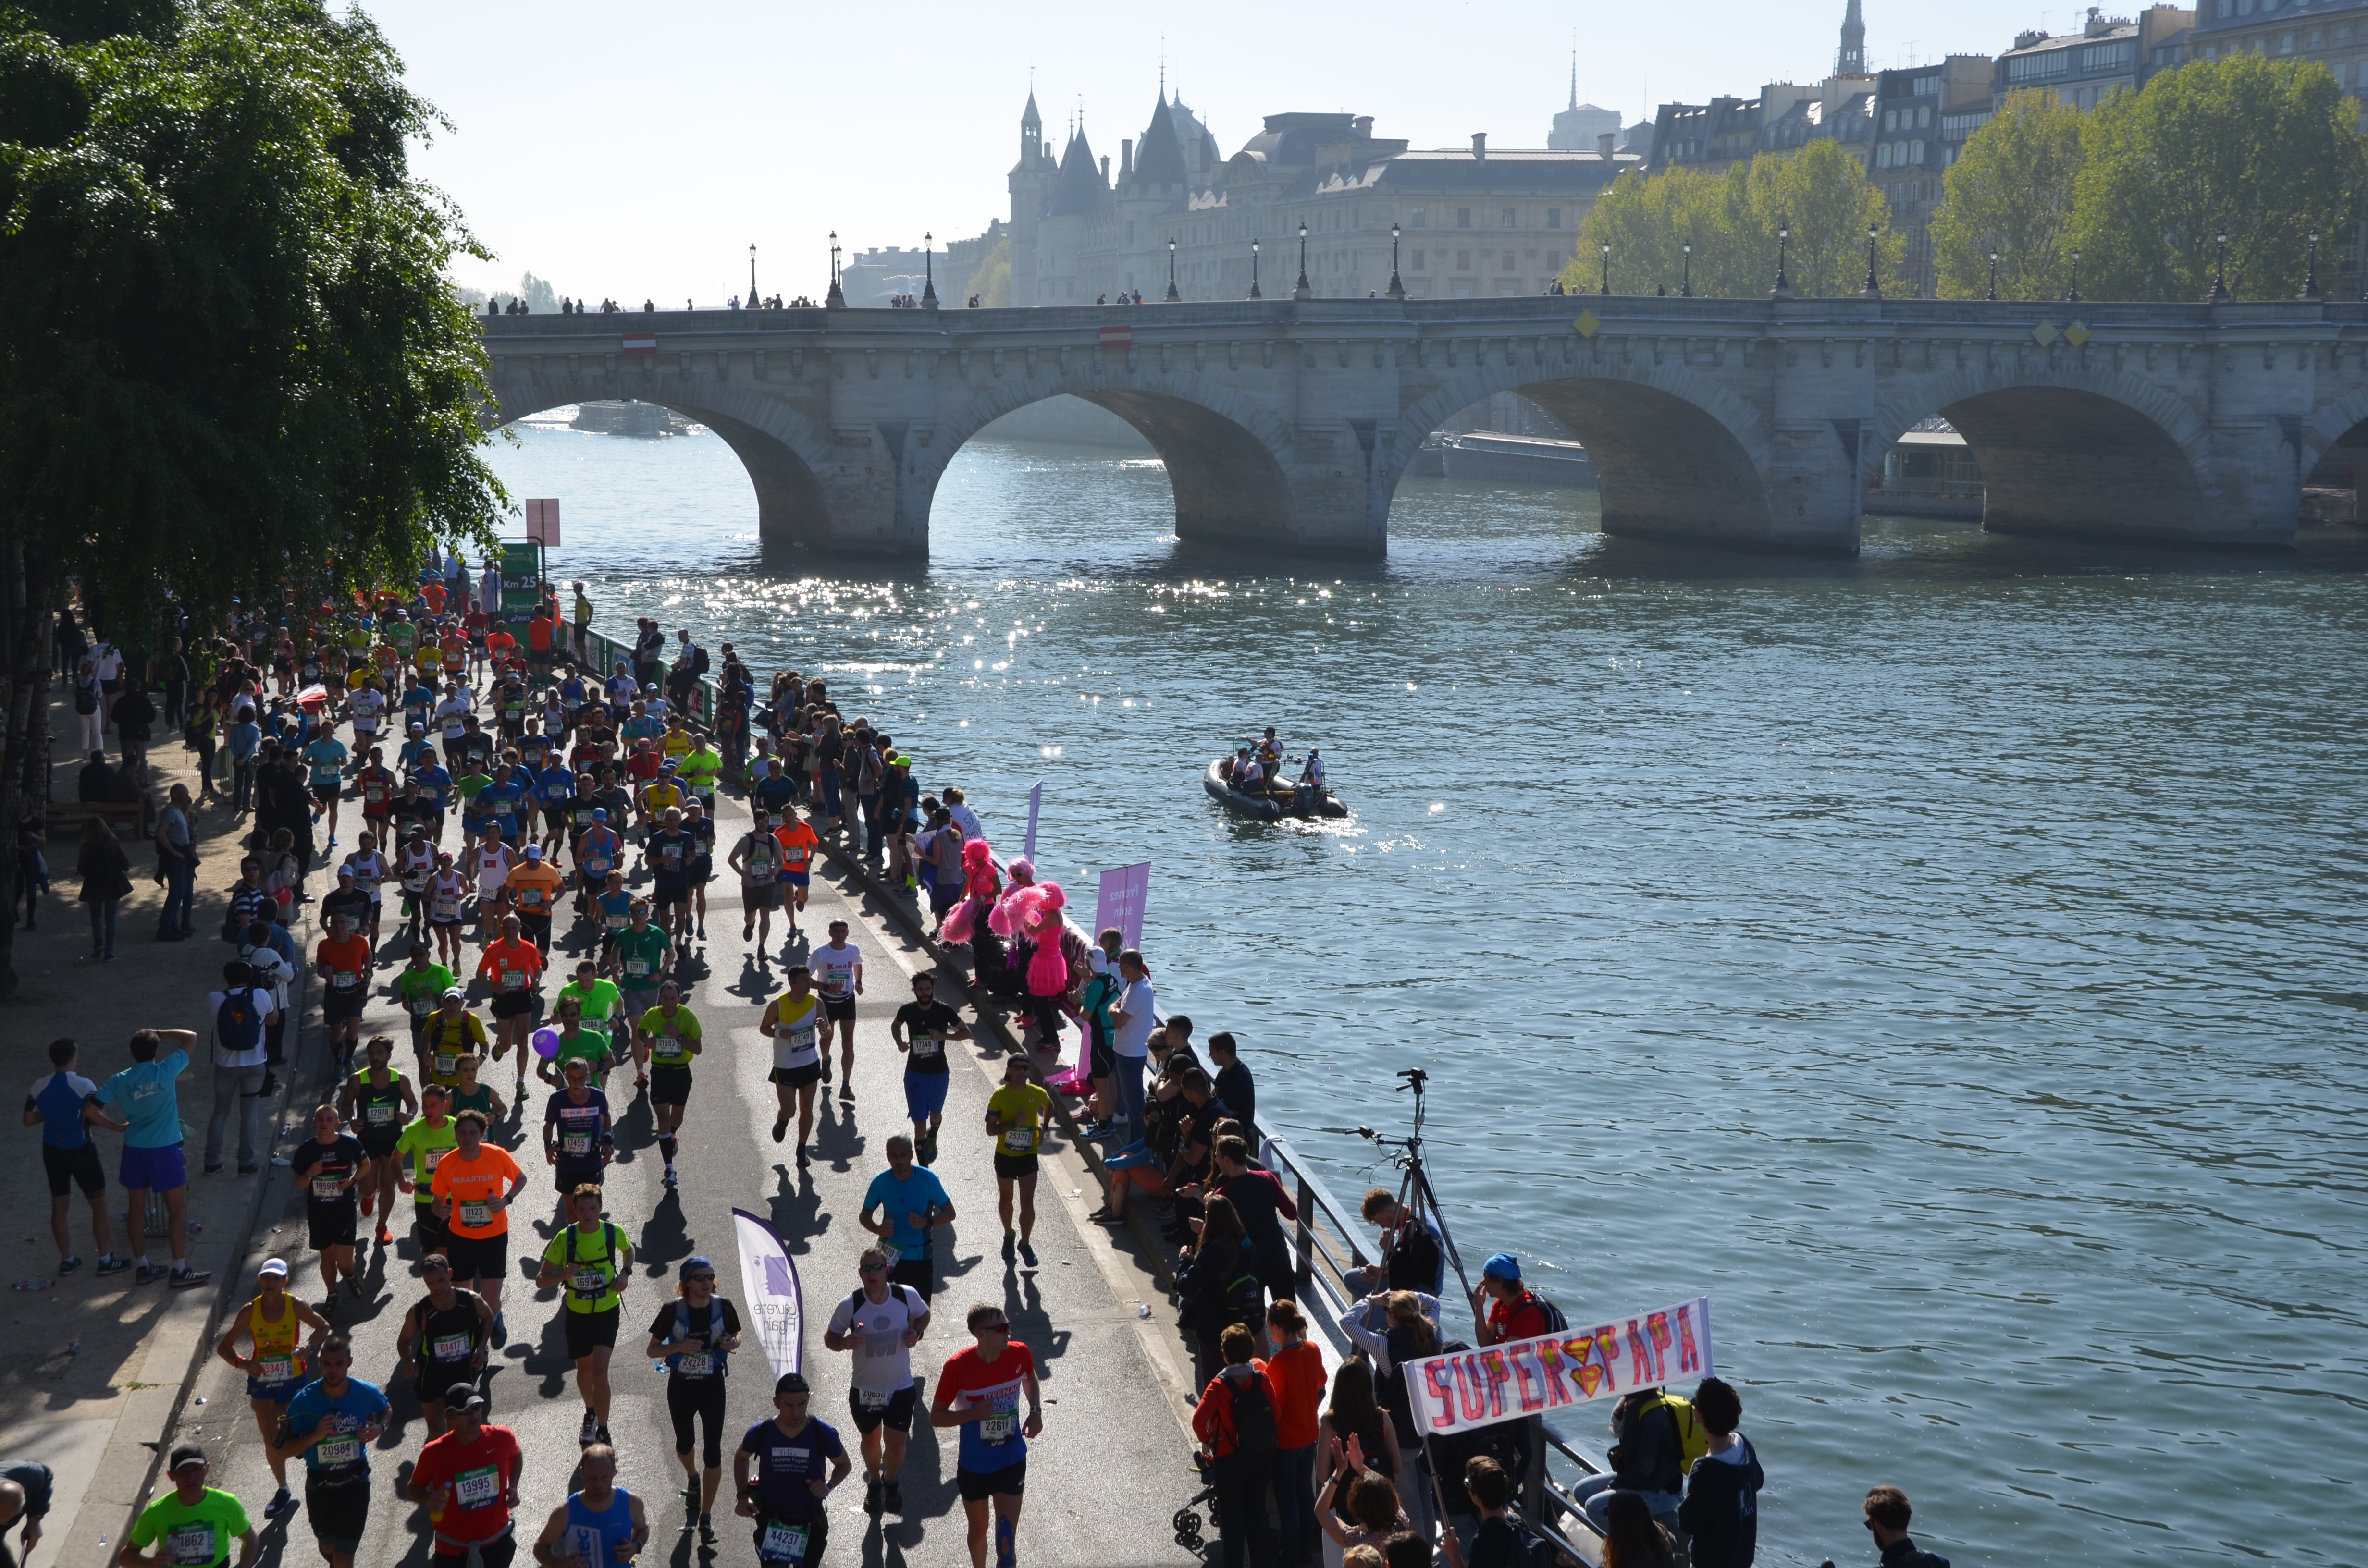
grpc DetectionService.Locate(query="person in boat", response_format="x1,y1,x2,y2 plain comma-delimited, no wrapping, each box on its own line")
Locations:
1295,748,1326,811
1233,747,1266,794
1257,728,1283,775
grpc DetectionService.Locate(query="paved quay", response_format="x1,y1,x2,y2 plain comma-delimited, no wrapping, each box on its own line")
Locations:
180,780,1211,1566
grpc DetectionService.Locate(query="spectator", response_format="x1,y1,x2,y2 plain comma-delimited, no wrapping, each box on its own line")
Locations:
1208,1031,1255,1127
1678,1377,1762,1568
72,658,104,754
1859,1485,1949,1567
23,1038,129,1277
92,1028,210,1287
1469,1253,1552,1346
1359,1189,1446,1297
203,960,279,1176
77,748,114,803
1373,1292,1441,1539
1438,1455,1524,1568
0,1461,52,1564
155,782,197,942
77,817,132,963
239,918,297,1068
1573,1385,1688,1532
112,675,157,769
1107,949,1156,1145
1601,1492,1674,1568
1264,1299,1326,1567
226,703,263,813
1173,1195,1260,1371
1200,1136,1298,1311
1314,1358,1401,1564
1190,1322,1279,1568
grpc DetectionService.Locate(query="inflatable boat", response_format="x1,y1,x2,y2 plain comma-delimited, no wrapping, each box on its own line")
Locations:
1203,759,1348,820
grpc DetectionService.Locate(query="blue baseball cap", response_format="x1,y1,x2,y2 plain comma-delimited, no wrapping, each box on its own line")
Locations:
591,808,607,820
1482,1252,1523,1281
680,1255,715,1281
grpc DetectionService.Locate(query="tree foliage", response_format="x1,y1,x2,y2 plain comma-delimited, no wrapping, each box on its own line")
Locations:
1931,89,2086,299
1562,138,1900,298
962,235,1011,308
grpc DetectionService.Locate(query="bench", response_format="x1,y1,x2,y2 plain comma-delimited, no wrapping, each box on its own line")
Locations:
48,798,151,839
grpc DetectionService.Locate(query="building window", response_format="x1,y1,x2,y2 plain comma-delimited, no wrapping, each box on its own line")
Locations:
1547,208,1562,229
2339,60,2352,84
2240,0,2253,15
1411,249,1425,270
1918,105,1931,127
1878,143,1893,167
1457,208,1473,228
2007,49,2072,78
1501,207,1517,227
2281,33,2295,50
2309,28,2323,46
1914,74,1939,94
2339,24,2353,41
1455,249,1472,270
1411,207,1427,228
1912,139,1925,163
1501,250,1516,270
1885,108,1898,130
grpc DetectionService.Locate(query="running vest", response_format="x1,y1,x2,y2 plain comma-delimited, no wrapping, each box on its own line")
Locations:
399,843,434,893
770,998,820,1069
247,1295,306,1386
741,833,780,884
561,1488,636,1567
345,851,386,898
351,1068,407,1136
666,1298,730,1379
558,1223,626,1313
416,1287,487,1380
429,872,467,922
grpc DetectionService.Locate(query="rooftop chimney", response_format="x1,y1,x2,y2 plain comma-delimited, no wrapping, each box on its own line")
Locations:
1121,138,1134,180
1353,115,1375,138
1599,132,1616,157
1100,154,1110,183
1471,131,1488,159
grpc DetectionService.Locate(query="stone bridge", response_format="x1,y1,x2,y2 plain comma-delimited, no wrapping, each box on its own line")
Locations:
481,297,2368,559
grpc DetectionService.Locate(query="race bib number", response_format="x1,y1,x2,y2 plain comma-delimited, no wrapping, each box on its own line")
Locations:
311,1174,345,1200
422,1146,448,1171
332,971,358,990
674,1350,714,1378
316,1434,361,1468
979,1396,1019,1445
501,971,525,992
759,1521,812,1565
411,997,434,1018
570,1266,608,1296
433,898,460,919
561,1131,592,1156
165,1522,217,1565
584,856,610,875
857,1384,891,1408
433,1051,460,1075
653,1033,685,1063
458,1200,492,1229
1001,1127,1033,1153
366,1102,395,1125
912,1034,942,1060
453,1463,500,1508
604,913,628,931
432,1332,473,1362
625,959,650,977
254,1354,295,1384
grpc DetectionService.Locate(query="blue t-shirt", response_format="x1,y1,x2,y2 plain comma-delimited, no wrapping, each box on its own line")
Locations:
95,1049,189,1149
303,737,348,787
477,779,523,830
26,1071,97,1150
226,720,262,761
282,1377,389,1473
740,1417,845,1522
862,1166,951,1260
411,763,452,809
536,766,576,807
594,888,633,931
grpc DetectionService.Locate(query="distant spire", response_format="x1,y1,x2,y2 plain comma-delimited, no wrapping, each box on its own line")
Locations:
1569,47,1579,111
1836,0,1868,75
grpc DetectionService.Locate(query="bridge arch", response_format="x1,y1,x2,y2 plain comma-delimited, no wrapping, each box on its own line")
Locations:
486,374,841,560
1393,357,1777,548
1866,365,2211,543
918,368,1300,550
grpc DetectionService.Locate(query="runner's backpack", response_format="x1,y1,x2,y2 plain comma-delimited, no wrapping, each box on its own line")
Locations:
1227,1371,1279,1464
215,986,264,1057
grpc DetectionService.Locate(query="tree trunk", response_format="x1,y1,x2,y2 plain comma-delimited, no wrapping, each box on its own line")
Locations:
0,535,52,1000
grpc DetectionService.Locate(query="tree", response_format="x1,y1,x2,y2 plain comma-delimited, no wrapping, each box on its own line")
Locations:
518,271,560,312
2073,53,2366,301
1931,89,2087,299
962,235,1011,306
0,0,504,995
1565,138,1898,298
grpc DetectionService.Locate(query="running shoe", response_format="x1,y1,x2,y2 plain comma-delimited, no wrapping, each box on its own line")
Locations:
491,1311,508,1348
1017,1240,1038,1269
865,1477,884,1515
1001,1233,1017,1264
663,1164,677,1187
95,1254,131,1276
838,1084,854,1103
680,1483,700,1512
169,1265,211,1289
697,1518,718,1548
376,1225,393,1246
796,1145,810,1170
696,924,706,940
263,1485,293,1520
580,1408,599,1446
818,1055,831,1084
55,1255,81,1275
771,1121,786,1144
347,1274,365,1298
596,1424,612,1446
882,1481,904,1514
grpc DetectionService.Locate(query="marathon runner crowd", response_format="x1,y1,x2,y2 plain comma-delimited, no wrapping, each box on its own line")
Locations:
12,560,1949,1568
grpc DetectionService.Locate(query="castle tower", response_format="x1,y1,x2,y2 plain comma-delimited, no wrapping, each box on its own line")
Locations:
1835,0,1868,75
1009,86,1059,306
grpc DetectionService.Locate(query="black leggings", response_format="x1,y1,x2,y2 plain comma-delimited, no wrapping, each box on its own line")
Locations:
669,1375,728,1467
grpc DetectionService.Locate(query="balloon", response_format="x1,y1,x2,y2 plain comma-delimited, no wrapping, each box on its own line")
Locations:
532,1027,561,1060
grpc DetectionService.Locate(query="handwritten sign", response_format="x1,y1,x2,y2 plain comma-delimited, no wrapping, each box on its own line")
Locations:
1403,1296,1714,1436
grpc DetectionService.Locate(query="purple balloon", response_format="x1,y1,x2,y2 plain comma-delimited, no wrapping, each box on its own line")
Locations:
531,1027,561,1060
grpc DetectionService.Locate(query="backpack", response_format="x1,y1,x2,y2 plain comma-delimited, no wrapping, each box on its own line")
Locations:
1226,1371,1278,1464
74,685,97,715
215,987,264,1057
688,644,710,676
1643,1391,1711,1477
1529,1291,1570,1335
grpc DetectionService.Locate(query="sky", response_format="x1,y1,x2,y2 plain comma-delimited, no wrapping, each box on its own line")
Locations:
371,0,2059,305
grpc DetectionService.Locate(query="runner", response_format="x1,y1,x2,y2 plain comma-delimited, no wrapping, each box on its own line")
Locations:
302,725,349,848
732,1372,851,1568
813,920,863,1100
504,845,565,955
527,1445,645,1568
274,1335,390,1568
860,1135,954,1300
393,1084,460,1258
405,1384,522,1567
644,1254,743,1547
335,1037,415,1248
353,754,395,885
535,1184,633,1448
637,979,702,1185
729,809,787,954
476,913,546,1095
680,796,717,940
426,851,469,968
446,1053,508,1127
395,823,438,940
396,945,457,1066
287,1103,370,1308
612,898,672,1043
645,806,697,946
556,960,628,1079
120,1446,257,1568
417,988,488,1098
428,1111,527,1343
760,966,825,1169
535,746,575,858
930,1304,1044,1568
312,913,373,1069
822,1247,930,1516
985,1056,1054,1269
467,823,514,946
891,971,971,1159
572,808,623,918
212,1257,329,1523
774,804,820,943
393,1252,494,1438
540,1056,614,1225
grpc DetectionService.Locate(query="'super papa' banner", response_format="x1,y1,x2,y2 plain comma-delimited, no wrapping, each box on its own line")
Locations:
733,1207,804,1381
1403,1295,1715,1437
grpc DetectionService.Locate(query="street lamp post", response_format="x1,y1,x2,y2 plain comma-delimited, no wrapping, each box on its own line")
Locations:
1599,240,1610,296
2208,229,2230,301
2066,247,2081,304
921,231,938,310
1295,221,1312,300
2301,230,2323,301
1680,240,1692,298
1861,225,1881,299
1165,237,1181,302
1771,222,1792,300
1387,222,1406,300
1986,249,1998,302
826,230,845,309
749,243,759,308
1248,237,1262,299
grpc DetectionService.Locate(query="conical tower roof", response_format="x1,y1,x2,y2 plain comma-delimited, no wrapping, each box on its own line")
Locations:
1047,129,1107,217
1133,93,1190,189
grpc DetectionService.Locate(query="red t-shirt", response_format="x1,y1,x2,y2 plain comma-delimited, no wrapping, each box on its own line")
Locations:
1488,1292,1552,1346
1264,1340,1327,1449
625,749,661,784
316,934,372,995
486,630,517,660
526,616,555,653
422,583,448,615
411,1422,520,1547
933,1343,1036,1470
477,938,544,993
463,609,487,638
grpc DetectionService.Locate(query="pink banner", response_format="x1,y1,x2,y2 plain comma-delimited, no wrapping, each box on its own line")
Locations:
1094,862,1150,951
1402,1296,1715,1436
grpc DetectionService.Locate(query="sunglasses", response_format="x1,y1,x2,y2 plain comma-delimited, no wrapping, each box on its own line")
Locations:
978,1322,1011,1335
685,1274,715,1283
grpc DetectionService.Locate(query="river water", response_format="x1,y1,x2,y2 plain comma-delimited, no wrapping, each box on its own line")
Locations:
488,414,2366,1565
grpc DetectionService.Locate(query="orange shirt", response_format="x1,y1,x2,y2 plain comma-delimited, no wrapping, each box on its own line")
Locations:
773,821,819,873
485,630,517,659
1264,1339,1328,1450
423,582,448,615
316,934,372,997
504,861,565,914
476,937,544,994
527,616,555,653
440,633,466,670
429,1142,522,1237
